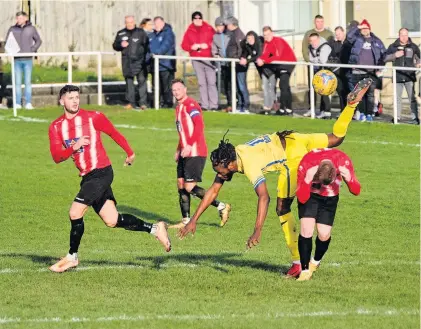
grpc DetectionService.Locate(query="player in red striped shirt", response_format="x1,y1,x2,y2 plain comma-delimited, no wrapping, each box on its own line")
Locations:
171,79,231,228
295,148,361,281
48,85,171,273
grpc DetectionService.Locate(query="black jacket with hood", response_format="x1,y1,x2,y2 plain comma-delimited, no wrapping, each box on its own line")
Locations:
385,37,421,82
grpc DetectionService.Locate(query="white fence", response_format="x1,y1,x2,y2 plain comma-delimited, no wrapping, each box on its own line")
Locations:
154,54,421,124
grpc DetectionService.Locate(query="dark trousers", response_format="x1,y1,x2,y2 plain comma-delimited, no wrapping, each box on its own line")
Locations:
336,71,348,111
236,69,250,110
0,73,6,103
125,69,147,107
278,71,292,110
221,65,232,106
152,70,175,108
351,73,377,115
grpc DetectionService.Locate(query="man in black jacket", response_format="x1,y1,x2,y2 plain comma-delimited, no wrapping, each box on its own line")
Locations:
226,16,249,113
385,28,420,124
113,15,149,110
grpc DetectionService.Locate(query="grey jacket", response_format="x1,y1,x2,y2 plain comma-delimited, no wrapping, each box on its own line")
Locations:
6,21,42,57
212,31,231,61
308,37,332,64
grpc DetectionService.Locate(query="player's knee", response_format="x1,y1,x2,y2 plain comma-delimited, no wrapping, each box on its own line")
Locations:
69,209,82,220
318,232,331,241
300,226,313,238
276,198,293,216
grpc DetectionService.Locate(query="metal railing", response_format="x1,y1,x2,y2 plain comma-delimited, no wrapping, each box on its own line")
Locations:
0,51,115,117
154,54,421,124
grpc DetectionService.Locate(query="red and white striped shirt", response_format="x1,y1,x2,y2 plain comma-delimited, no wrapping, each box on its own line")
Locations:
49,109,134,176
175,97,207,157
296,148,361,204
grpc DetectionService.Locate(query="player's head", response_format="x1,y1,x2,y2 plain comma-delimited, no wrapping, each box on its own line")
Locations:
59,84,80,114
210,131,237,178
171,79,187,102
317,160,336,185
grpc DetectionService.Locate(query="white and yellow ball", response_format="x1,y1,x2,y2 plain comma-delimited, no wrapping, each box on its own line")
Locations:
312,69,337,96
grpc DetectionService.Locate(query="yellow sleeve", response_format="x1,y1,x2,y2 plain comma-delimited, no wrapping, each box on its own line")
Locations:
244,164,266,189
303,133,329,151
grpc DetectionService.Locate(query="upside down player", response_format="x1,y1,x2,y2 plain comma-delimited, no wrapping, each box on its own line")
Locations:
178,78,372,278
171,79,231,228
48,85,171,273
295,148,361,281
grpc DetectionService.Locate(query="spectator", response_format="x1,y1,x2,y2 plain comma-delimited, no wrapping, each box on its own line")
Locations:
212,17,232,112
302,15,334,62
0,39,7,109
307,33,336,119
328,26,348,111
347,19,386,122
181,11,217,111
257,26,296,115
240,31,264,110
385,27,420,125
140,18,154,107
113,15,149,110
149,16,176,108
5,11,42,110
140,18,154,35
226,16,249,113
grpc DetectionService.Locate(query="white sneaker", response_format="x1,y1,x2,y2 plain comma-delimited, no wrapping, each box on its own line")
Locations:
285,108,293,114
0,104,8,110
316,111,332,119
303,109,312,117
15,104,22,109
25,103,34,110
353,110,360,121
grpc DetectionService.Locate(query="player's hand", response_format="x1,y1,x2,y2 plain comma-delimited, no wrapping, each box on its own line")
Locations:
339,165,351,181
256,58,264,67
72,136,90,151
239,58,247,66
395,50,404,58
121,41,129,48
174,150,180,162
178,220,197,239
181,145,192,158
124,153,135,166
246,229,261,249
304,166,319,184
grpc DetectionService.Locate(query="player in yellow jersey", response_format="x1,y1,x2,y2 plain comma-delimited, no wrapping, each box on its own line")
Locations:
178,77,372,278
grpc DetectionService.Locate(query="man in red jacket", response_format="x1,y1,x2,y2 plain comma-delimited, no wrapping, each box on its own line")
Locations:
256,26,296,115
295,148,361,281
181,11,218,111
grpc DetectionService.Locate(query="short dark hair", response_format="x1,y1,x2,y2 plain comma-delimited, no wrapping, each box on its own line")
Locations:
335,26,344,32
315,15,324,20
318,161,336,186
140,18,151,27
154,16,164,22
59,85,80,98
309,33,320,38
399,27,409,34
171,79,185,86
262,26,272,32
210,131,236,168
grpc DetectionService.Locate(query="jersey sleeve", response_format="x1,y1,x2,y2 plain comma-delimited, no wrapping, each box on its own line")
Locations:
241,158,265,189
338,153,361,195
94,112,134,156
295,154,314,204
302,133,329,151
185,102,204,146
48,123,74,163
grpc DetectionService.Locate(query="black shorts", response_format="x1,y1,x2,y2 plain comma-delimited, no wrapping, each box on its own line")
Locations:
177,156,206,182
74,165,116,214
298,193,339,226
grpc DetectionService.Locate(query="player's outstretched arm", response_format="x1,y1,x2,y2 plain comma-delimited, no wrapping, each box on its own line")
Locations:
178,178,224,239
338,155,361,196
246,182,270,249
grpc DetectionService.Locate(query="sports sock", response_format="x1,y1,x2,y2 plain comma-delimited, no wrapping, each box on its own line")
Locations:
279,212,300,262
69,218,84,255
314,236,331,262
190,185,221,208
178,188,191,218
333,104,355,137
298,234,313,271
116,213,153,233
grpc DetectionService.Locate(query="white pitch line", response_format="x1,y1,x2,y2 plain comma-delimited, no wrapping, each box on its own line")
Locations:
0,115,419,148
0,309,418,324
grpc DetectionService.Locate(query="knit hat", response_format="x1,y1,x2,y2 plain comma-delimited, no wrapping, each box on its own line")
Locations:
359,19,371,30
191,11,203,21
215,16,225,26
225,16,239,26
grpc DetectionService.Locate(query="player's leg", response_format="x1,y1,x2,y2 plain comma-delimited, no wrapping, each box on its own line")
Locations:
276,169,300,278
184,157,231,227
177,158,191,224
96,199,171,252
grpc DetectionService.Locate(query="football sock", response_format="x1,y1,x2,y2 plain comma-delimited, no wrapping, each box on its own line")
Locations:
116,213,153,233
314,236,331,262
298,234,312,271
178,188,191,218
69,218,84,255
279,212,300,262
333,104,354,137
190,185,220,207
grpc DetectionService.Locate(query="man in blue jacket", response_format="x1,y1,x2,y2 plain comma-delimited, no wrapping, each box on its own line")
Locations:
347,19,386,122
149,16,176,108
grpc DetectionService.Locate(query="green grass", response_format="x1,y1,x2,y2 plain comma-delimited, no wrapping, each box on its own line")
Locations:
0,108,419,328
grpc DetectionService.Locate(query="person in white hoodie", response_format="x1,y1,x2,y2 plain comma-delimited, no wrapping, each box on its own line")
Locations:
307,33,338,119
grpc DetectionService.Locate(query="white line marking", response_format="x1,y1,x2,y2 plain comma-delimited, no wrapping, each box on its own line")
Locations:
0,116,419,148
0,309,418,324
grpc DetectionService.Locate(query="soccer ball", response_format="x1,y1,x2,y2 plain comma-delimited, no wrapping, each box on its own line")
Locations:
312,70,338,96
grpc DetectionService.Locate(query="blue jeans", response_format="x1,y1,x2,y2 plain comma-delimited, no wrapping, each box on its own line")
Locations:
14,59,33,105
236,71,250,110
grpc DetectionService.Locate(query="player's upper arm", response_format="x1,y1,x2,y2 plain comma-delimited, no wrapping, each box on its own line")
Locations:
94,112,115,135
302,133,329,151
